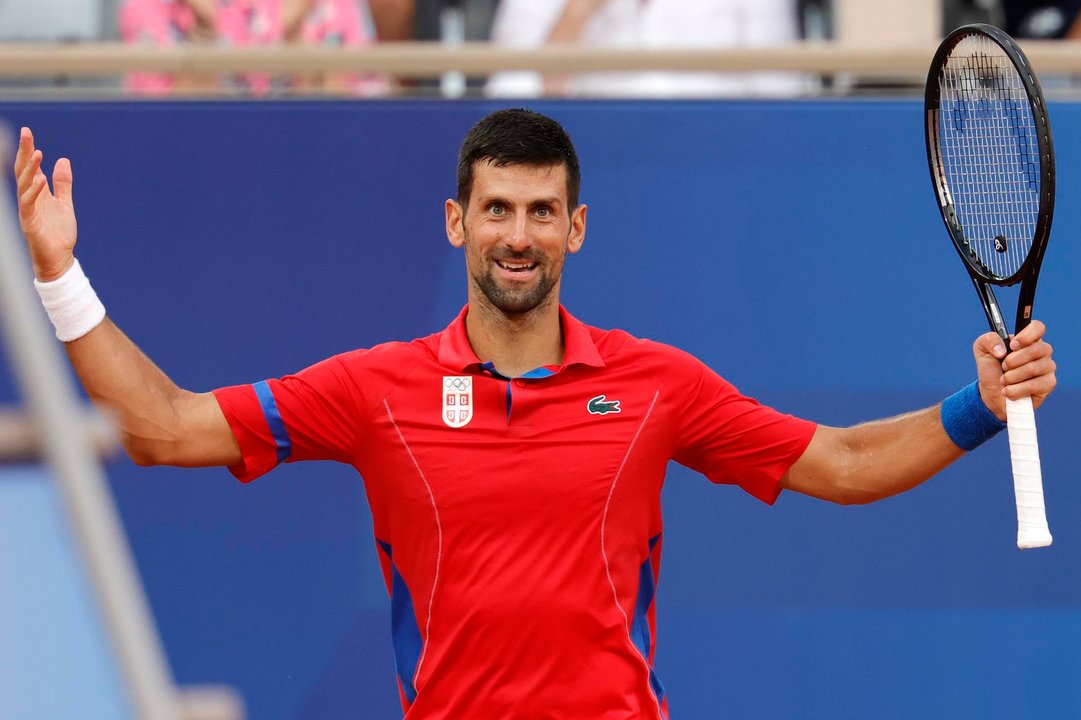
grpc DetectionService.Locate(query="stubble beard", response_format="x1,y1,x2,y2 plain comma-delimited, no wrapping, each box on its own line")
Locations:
465,231,563,317
473,263,558,316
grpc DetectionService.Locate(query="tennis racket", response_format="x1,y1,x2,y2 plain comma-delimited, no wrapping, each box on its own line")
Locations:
925,24,1054,549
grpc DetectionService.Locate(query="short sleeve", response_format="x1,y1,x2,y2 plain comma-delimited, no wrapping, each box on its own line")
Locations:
212,353,367,483
669,356,816,505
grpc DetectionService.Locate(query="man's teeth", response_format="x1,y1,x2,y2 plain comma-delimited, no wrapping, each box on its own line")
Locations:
498,261,536,271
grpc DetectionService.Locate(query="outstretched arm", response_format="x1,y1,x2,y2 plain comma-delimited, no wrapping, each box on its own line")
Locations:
13,127,239,467
546,0,607,43
780,321,1056,504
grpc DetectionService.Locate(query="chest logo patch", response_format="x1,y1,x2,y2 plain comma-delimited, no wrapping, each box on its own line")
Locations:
442,376,473,428
587,394,621,415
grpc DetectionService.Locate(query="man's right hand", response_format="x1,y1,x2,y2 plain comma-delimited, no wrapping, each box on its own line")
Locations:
13,127,78,282
11,126,241,469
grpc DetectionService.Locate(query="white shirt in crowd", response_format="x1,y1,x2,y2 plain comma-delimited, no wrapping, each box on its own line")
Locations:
487,0,811,98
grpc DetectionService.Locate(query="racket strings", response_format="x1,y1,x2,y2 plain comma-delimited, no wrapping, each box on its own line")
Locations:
937,34,1039,280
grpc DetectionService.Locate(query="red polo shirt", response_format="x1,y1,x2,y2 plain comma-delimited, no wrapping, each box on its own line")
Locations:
212,306,816,719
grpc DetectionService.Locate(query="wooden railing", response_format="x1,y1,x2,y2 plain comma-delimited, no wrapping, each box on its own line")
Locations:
0,41,1078,82
0,406,115,461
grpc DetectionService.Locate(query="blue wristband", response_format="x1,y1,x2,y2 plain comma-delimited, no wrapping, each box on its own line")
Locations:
940,381,1006,451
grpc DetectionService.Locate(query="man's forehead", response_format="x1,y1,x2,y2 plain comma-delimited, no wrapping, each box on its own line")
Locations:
471,160,568,196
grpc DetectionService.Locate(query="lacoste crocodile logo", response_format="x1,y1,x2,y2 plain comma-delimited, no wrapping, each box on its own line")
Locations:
587,395,621,415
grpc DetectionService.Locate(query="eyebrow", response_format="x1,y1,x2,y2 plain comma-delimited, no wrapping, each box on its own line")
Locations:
477,194,564,208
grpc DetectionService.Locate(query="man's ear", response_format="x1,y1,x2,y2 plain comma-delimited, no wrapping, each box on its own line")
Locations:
446,199,466,248
567,204,587,254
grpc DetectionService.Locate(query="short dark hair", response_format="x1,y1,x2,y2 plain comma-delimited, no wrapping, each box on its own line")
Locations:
456,108,581,210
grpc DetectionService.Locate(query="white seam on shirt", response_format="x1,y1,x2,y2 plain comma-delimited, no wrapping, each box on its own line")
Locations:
384,399,444,694
600,390,664,720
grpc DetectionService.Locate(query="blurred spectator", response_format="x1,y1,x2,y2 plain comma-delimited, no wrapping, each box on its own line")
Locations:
1002,0,1081,39
0,0,104,41
119,0,393,96
0,0,113,92
409,0,497,95
369,0,416,40
413,0,495,42
487,0,810,98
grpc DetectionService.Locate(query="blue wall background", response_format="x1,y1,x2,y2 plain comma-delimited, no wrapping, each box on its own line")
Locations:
1,100,1079,719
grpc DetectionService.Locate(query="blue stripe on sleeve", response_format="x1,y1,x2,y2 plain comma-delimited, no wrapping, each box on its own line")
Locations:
252,380,292,463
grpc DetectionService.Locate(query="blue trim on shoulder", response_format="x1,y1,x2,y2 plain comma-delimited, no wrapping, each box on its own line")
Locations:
252,381,291,463
376,540,423,704
629,534,665,707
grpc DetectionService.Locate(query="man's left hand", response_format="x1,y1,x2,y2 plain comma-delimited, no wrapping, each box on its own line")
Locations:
974,320,1057,420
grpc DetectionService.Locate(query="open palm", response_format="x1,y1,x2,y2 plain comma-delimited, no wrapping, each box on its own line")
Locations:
13,127,78,282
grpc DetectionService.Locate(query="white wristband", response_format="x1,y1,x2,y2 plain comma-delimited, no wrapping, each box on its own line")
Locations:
33,258,106,342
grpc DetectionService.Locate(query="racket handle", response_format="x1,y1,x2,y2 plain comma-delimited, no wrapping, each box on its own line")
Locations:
1006,396,1052,549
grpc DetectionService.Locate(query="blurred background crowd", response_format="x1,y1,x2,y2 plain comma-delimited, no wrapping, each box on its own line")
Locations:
0,1,1079,97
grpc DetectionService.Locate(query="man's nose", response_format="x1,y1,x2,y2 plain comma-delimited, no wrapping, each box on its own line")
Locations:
505,213,531,251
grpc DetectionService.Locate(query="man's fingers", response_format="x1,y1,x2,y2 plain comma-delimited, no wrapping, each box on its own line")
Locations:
1002,339,1053,370
973,319,1056,413
1002,355,1056,386
973,331,1007,360
1004,372,1057,404
16,148,44,196
16,156,47,227
18,173,48,217
19,172,47,206
1000,321,1055,409
52,157,73,203
1010,319,1046,350
13,126,35,176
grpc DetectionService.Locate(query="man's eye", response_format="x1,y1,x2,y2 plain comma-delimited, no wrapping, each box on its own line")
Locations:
535,207,551,218
489,204,505,216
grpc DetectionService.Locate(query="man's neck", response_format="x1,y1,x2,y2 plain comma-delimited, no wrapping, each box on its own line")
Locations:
465,297,564,378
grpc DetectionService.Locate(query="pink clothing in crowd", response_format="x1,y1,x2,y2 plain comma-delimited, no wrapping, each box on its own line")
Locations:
120,0,385,95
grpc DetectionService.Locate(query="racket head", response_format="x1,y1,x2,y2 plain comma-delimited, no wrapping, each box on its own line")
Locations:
925,24,1055,290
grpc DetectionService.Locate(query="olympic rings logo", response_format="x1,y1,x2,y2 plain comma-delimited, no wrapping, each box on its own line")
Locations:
444,377,471,390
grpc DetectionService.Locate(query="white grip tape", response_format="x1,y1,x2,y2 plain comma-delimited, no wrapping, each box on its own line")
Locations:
1006,395,1052,549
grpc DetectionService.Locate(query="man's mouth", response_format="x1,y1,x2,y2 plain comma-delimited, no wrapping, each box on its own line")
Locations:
495,259,538,274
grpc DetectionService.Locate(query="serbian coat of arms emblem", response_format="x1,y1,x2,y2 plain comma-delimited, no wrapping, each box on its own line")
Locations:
442,376,473,428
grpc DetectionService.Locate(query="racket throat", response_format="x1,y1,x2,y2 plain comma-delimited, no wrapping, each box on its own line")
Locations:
974,280,1011,346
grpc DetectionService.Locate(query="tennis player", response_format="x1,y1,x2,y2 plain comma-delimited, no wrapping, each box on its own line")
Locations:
13,108,1056,719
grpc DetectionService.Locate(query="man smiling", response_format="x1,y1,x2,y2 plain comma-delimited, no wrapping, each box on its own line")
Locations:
445,113,586,376
14,108,1057,719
